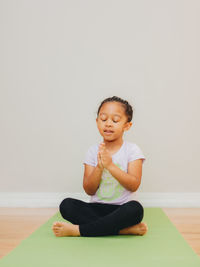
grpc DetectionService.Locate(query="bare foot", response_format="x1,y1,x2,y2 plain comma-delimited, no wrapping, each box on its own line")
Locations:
119,222,148,236
52,221,80,237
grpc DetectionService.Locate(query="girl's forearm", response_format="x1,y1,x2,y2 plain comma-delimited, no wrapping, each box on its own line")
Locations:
107,162,139,192
84,165,103,195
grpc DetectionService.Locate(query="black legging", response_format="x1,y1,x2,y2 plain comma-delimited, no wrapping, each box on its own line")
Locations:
59,197,144,237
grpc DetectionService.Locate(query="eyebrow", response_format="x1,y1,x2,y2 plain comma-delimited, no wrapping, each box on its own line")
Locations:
99,113,121,118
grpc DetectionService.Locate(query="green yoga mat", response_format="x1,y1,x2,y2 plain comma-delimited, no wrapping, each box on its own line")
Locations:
1,208,200,267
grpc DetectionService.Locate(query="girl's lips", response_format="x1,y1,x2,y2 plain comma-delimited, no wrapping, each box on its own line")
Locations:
104,130,114,135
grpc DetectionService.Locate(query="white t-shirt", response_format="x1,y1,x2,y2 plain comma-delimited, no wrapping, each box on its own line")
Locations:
83,140,146,205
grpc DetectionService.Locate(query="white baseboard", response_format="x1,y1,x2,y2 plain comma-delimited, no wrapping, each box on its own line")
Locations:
0,192,200,207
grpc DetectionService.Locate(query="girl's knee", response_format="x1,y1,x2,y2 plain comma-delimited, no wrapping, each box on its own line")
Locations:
125,200,144,221
59,197,74,216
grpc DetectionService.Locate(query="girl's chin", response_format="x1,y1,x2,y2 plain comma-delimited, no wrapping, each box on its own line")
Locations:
103,135,114,139
103,136,117,142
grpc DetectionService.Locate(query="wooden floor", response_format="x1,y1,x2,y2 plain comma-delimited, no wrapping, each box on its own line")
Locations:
0,208,200,259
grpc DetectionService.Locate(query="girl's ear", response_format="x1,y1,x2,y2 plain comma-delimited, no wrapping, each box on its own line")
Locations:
124,122,133,132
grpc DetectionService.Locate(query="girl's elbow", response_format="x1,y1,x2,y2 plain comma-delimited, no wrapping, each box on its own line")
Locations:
131,181,141,192
85,189,95,196
83,183,96,196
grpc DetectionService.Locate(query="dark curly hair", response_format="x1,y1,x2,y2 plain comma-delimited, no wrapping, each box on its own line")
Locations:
97,96,133,122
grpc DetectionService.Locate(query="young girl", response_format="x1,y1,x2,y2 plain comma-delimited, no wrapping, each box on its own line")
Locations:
52,96,148,237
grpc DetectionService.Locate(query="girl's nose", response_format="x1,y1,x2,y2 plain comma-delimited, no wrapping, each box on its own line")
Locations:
105,120,112,126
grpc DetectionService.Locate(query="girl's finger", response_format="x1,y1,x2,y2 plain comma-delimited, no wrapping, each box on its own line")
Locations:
98,152,102,160
99,148,104,154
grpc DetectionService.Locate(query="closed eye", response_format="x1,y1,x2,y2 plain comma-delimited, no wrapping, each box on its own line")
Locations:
101,119,119,123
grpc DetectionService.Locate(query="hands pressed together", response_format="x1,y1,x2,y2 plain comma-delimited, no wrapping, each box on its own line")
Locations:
97,143,113,170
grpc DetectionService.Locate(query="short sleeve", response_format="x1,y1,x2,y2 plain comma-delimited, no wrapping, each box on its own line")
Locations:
128,144,146,163
83,145,97,167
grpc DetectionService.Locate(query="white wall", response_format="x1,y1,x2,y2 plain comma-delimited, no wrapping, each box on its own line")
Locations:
0,1,200,198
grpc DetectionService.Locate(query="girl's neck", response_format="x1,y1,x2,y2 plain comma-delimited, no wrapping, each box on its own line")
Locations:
103,137,124,151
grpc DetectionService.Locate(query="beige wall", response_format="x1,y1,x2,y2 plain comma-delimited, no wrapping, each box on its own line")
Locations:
0,0,199,194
